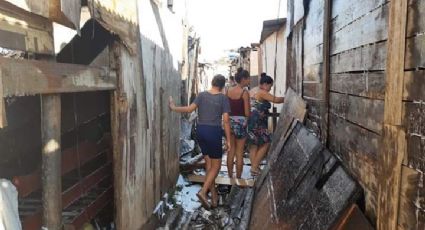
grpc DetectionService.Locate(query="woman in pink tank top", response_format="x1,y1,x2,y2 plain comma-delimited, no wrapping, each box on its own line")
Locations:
226,68,251,178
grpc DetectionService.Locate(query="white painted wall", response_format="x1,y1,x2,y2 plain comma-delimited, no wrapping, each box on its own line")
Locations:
260,25,286,111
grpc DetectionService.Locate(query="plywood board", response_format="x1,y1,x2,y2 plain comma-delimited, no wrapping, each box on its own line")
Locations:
0,56,116,96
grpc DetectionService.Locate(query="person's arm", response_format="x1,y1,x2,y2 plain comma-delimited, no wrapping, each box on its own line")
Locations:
223,112,231,152
242,90,250,117
169,96,198,113
258,91,284,103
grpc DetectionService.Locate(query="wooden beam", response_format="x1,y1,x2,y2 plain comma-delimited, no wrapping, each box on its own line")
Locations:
41,94,62,230
0,56,116,97
377,0,408,229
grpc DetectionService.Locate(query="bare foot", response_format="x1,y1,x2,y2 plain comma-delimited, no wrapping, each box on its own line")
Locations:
196,193,211,210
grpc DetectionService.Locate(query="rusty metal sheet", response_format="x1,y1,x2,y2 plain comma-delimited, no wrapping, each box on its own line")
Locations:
0,56,116,97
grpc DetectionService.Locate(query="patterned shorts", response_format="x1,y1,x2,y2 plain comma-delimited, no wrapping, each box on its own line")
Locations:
230,116,247,139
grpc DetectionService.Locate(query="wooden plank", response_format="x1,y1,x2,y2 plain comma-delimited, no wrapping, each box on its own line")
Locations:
330,72,386,99
330,93,384,134
49,0,81,29
405,135,425,173
0,56,116,97
187,174,255,187
405,34,425,69
331,0,389,33
403,70,425,101
0,1,54,54
398,194,425,230
331,204,374,230
399,166,424,210
346,96,384,134
377,1,408,229
404,102,424,136
331,3,389,55
330,42,387,73
407,0,425,36
378,125,407,230
0,70,6,128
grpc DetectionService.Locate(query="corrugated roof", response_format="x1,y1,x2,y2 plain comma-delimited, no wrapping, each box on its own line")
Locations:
260,18,286,43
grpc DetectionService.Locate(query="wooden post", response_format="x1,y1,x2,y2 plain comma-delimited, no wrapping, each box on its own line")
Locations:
41,94,62,230
321,0,331,145
0,70,7,128
377,0,408,229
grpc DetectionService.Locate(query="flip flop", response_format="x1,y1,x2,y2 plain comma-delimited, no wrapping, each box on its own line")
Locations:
196,193,211,210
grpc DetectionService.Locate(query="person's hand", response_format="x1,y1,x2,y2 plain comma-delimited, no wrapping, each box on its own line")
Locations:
168,96,175,111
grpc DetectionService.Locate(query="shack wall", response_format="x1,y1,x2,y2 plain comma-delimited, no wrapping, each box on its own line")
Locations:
285,0,424,228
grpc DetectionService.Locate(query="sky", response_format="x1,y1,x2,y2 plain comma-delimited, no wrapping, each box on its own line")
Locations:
186,0,287,62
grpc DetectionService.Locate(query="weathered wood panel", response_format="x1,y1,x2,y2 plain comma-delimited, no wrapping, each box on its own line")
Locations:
329,92,384,134
398,166,424,230
330,72,386,99
112,36,180,229
331,0,389,33
331,3,389,55
0,1,54,54
404,70,425,101
407,0,425,36
398,166,425,230
330,42,387,73
328,113,379,220
304,63,323,82
405,34,425,69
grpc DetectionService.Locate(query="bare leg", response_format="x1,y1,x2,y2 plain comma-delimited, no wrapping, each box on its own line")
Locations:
226,134,236,178
199,158,221,197
252,143,270,171
235,137,247,178
249,145,257,168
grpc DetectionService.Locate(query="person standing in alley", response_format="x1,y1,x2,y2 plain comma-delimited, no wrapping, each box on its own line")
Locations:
248,73,284,176
226,68,251,179
169,74,231,209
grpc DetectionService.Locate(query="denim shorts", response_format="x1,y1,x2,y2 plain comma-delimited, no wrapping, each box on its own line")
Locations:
196,124,223,159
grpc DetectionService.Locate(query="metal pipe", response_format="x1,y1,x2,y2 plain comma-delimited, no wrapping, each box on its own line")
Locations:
41,94,62,230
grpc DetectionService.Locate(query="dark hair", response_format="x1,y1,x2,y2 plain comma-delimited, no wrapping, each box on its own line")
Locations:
212,74,226,89
260,74,273,85
235,68,250,83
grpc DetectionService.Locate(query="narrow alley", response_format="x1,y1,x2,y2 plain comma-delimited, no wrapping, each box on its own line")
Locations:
0,0,423,230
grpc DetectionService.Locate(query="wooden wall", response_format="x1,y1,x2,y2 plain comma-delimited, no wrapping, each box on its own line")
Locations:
285,0,425,228
398,0,425,229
